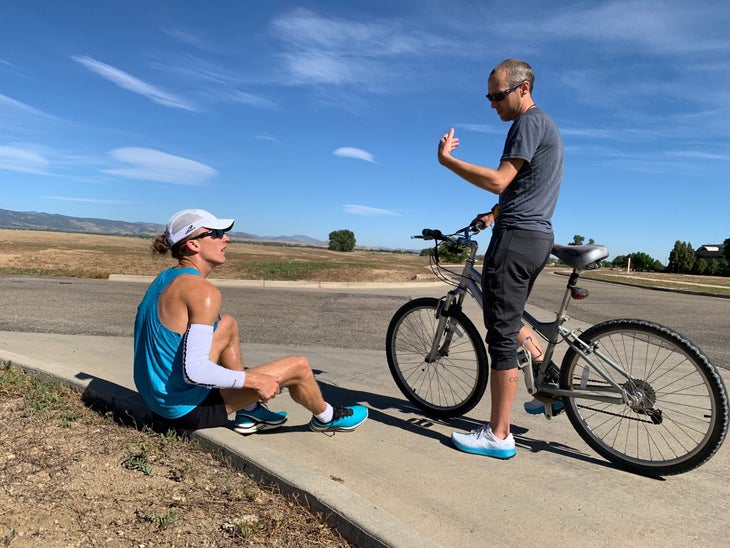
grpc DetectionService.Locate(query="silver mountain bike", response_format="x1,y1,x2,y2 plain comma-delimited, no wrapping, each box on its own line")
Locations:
385,224,728,476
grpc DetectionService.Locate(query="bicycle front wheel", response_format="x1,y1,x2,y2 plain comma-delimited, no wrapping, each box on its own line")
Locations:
560,319,728,476
386,297,488,418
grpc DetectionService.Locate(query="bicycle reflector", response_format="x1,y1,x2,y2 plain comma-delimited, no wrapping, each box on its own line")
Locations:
571,287,590,300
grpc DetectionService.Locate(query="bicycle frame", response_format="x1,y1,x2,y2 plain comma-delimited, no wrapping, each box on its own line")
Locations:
429,227,635,409
397,225,728,474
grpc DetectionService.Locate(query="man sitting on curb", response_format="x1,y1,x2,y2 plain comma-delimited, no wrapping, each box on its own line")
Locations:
133,208,368,435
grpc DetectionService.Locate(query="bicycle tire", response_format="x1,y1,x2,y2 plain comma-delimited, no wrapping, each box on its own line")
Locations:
560,318,728,476
386,297,488,418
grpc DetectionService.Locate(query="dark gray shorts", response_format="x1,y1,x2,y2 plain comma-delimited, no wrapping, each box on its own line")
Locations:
154,389,228,430
482,228,553,370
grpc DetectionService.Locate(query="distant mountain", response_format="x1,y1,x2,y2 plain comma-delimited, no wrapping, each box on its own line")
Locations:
0,208,326,246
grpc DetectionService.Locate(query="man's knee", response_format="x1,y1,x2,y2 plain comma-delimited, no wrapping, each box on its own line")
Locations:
292,355,312,377
278,355,313,385
215,314,239,340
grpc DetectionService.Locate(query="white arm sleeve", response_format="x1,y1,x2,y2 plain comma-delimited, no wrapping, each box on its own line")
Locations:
182,324,245,389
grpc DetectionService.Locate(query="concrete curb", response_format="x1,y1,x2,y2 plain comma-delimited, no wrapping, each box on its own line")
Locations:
2,349,437,548
108,274,446,290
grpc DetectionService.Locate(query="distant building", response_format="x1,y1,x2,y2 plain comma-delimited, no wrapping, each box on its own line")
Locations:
696,244,725,261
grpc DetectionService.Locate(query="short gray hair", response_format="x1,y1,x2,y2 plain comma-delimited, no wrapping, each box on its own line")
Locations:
492,59,535,92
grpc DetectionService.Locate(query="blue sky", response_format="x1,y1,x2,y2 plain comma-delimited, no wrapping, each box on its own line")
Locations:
1,0,728,262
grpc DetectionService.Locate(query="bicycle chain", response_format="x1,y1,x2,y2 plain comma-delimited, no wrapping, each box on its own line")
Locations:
574,403,656,424
566,374,658,424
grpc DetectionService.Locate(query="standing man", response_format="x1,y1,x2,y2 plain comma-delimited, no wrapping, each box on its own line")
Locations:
437,59,563,459
134,208,368,436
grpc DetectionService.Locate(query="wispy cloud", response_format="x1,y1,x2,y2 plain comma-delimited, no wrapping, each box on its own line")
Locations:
343,204,398,216
454,123,503,135
269,8,446,88
163,28,216,51
225,90,276,109
103,147,217,185
533,0,730,54
0,145,49,174
149,53,277,110
72,55,197,111
334,147,375,163
0,93,57,119
673,150,730,162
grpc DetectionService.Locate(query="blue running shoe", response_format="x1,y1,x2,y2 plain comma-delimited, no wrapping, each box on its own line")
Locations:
309,405,368,433
523,398,565,416
234,403,288,435
451,425,516,459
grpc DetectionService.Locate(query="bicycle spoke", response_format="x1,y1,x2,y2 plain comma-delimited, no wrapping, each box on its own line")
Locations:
562,319,728,475
387,298,488,417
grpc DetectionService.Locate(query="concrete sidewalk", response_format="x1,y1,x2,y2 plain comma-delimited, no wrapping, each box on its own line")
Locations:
2,323,729,547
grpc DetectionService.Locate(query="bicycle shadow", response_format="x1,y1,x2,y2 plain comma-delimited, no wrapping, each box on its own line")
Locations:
311,375,666,479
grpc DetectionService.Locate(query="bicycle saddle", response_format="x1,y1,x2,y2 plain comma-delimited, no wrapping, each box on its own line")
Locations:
551,244,609,270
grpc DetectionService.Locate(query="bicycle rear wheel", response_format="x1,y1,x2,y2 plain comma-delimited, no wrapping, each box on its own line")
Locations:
386,297,488,418
560,319,728,476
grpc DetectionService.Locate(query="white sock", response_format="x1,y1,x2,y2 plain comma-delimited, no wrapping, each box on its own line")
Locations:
242,403,257,412
315,403,334,423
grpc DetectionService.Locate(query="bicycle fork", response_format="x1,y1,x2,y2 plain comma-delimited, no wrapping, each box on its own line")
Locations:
425,291,466,363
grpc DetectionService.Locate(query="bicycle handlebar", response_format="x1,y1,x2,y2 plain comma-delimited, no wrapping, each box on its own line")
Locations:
412,222,485,242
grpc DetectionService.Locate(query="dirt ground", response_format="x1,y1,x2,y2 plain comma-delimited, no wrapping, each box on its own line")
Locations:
0,362,351,547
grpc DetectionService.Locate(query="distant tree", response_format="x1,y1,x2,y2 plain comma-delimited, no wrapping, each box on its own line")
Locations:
328,229,356,252
666,241,695,273
720,258,730,277
626,251,659,272
612,252,660,272
421,243,466,263
612,255,628,269
709,259,720,276
695,258,708,275
569,235,585,246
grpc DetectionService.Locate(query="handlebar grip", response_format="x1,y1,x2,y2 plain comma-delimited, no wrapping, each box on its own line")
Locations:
421,228,445,240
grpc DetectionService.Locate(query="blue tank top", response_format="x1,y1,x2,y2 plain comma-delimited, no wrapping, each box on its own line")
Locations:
133,268,211,419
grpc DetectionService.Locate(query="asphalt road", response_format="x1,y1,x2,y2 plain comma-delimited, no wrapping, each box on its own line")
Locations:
1,271,727,369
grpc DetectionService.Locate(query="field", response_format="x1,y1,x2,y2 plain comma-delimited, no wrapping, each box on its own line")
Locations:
1,229,728,296
0,229,434,282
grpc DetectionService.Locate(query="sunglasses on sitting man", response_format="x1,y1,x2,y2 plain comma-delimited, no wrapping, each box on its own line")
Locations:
189,228,228,240
485,81,526,102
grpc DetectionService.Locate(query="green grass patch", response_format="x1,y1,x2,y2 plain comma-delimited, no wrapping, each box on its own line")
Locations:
0,360,66,412
243,261,364,280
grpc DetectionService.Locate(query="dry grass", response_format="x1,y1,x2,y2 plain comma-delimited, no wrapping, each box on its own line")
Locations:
581,269,730,296
0,362,351,547
2,229,727,295
0,229,434,282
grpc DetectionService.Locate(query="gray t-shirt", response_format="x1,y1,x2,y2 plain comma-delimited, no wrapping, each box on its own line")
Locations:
497,107,563,233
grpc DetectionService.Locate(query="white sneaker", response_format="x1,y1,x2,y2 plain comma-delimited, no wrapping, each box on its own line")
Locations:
451,424,516,459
